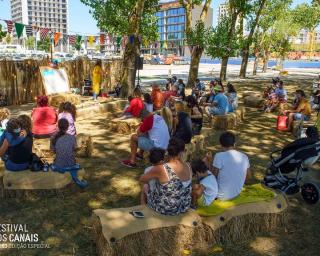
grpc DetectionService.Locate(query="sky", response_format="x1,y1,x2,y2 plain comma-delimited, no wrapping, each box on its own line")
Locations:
0,0,312,35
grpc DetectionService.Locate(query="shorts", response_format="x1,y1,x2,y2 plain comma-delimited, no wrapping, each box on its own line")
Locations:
208,107,226,116
138,136,155,151
294,113,310,121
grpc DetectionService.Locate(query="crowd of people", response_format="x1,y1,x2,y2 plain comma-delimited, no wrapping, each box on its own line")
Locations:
0,96,80,177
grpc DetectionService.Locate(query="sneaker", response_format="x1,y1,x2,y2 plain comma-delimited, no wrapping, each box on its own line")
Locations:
121,160,137,168
136,154,144,161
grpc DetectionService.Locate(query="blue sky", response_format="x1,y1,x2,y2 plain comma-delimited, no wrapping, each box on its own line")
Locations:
0,0,311,35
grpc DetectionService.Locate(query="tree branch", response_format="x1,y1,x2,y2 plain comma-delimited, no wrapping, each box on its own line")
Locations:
200,0,212,22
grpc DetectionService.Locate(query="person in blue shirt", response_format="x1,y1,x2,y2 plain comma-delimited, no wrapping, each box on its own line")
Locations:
192,79,205,99
206,85,229,116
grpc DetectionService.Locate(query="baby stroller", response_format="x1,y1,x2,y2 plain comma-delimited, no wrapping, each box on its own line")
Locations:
264,138,320,204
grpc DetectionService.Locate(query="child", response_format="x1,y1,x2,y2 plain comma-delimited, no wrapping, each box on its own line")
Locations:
191,159,218,207
226,82,238,112
140,148,165,204
0,108,10,137
58,102,77,136
143,93,153,113
123,87,144,118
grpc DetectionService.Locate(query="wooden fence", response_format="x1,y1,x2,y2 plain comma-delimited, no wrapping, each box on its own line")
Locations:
0,57,122,105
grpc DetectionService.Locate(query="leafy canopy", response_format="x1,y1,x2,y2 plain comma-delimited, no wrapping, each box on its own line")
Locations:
292,3,320,31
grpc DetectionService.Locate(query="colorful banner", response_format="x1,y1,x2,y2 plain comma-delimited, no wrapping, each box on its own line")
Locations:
14,23,25,39
100,34,105,45
5,20,13,34
40,28,50,39
54,32,62,46
88,36,95,47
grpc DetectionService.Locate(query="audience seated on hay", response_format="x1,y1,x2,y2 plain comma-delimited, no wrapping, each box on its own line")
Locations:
263,79,288,113
121,88,145,119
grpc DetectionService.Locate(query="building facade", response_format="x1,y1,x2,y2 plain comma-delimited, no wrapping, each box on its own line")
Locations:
289,29,320,45
10,0,68,35
218,1,228,24
143,0,213,57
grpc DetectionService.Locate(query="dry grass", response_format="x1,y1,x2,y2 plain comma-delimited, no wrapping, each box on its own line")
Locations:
0,74,319,255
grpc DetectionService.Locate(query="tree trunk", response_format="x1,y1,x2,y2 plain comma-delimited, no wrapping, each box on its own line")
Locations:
253,56,258,75
220,57,229,81
120,0,145,97
187,47,204,87
239,0,267,78
262,52,269,73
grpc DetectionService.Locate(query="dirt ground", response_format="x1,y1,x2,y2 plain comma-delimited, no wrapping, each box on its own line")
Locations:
0,73,319,256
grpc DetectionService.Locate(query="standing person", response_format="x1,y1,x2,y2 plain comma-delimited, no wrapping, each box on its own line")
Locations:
204,132,250,200
92,59,103,101
151,83,164,111
58,102,77,136
32,96,57,138
185,95,203,135
124,87,145,118
143,93,154,113
139,138,192,215
284,90,312,131
226,82,238,113
121,109,170,168
205,85,229,116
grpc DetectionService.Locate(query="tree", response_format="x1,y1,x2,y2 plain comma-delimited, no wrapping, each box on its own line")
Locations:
25,37,35,50
206,16,240,79
179,0,212,88
239,0,267,78
0,24,6,42
37,38,51,52
81,0,159,97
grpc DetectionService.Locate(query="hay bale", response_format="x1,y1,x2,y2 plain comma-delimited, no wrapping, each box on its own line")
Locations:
48,93,81,108
192,135,205,152
110,118,140,135
243,96,264,108
235,107,246,123
211,113,237,130
76,134,93,158
242,91,262,98
279,70,289,76
33,138,54,162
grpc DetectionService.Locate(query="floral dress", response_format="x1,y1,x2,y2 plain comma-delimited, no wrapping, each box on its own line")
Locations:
147,163,192,216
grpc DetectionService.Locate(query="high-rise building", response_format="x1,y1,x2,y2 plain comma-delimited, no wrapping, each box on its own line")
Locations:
10,0,68,35
143,0,213,57
218,1,228,24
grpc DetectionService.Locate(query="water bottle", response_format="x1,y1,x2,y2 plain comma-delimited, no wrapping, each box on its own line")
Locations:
43,162,49,172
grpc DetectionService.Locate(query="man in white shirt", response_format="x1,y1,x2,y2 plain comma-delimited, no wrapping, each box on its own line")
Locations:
207,132,250,200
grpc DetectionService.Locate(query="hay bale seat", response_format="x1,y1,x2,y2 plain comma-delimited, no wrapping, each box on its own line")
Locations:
76,99,127,120
211,113,237,130
1,169,85,198
184,135,205,162
243,95,264,108
110,118,141,135
242,91,262,99
48,93,81,108
92,193,287,256
235,106,246,123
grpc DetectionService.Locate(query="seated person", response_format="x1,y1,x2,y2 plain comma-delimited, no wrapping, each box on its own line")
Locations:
0,108,10,136
174,79,186,101
204,132,250,200
284,90,312,132
32,95,57,138
191,159,218,207
225,82,238,112
0,116,33,171
267,80,287,112
311,89,320,111
121,109,170,168
141,148,165,204
50,118,77,170
165,78,174,91
139,138,192,215
143,93,154,113
172,112,193,144
186,95,203,135
58,102,77,136
151,83,164,111
123,87,144,118
192,79,205,99
205,85,229,116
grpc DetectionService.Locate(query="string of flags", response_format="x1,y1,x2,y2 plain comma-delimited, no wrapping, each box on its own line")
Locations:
0,18,183,49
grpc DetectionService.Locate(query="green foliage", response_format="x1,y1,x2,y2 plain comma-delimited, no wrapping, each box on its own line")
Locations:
37,38,51,52
186,21,209,48
206,16,240,59
25,37,35,50
0,24,6,42
292,3,320,31
80,0,159,43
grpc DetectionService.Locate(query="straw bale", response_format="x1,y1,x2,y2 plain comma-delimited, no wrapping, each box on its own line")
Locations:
235,107,246,122
110,118,140,135
48,93,81,108
242,91,262,98
211,113,237,130
243,96,264,108
76,134,93,158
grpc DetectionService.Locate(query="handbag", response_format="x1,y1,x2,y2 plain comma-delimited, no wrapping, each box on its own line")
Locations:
277,115,288,131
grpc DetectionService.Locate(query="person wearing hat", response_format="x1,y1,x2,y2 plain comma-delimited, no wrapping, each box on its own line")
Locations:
205,85,229,116
121,108,170,168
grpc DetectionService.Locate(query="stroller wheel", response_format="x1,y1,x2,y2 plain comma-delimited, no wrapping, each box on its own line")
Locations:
301,183,320,204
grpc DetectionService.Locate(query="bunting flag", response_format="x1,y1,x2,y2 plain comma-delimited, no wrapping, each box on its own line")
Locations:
14,23,25,39
116,36,121,48
69,35,76,45
54,32,62,46
40,28,50,39
5,20,13,34
100,34,105,45
121,36,127,49
25,25,33,37
88,36,95,47
76,35,82,44
129,35,135,45
163,42,168,49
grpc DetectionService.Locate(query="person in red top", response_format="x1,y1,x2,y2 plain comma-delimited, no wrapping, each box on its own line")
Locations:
124,87,144,118
31,95,58,138
151,83,164,111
